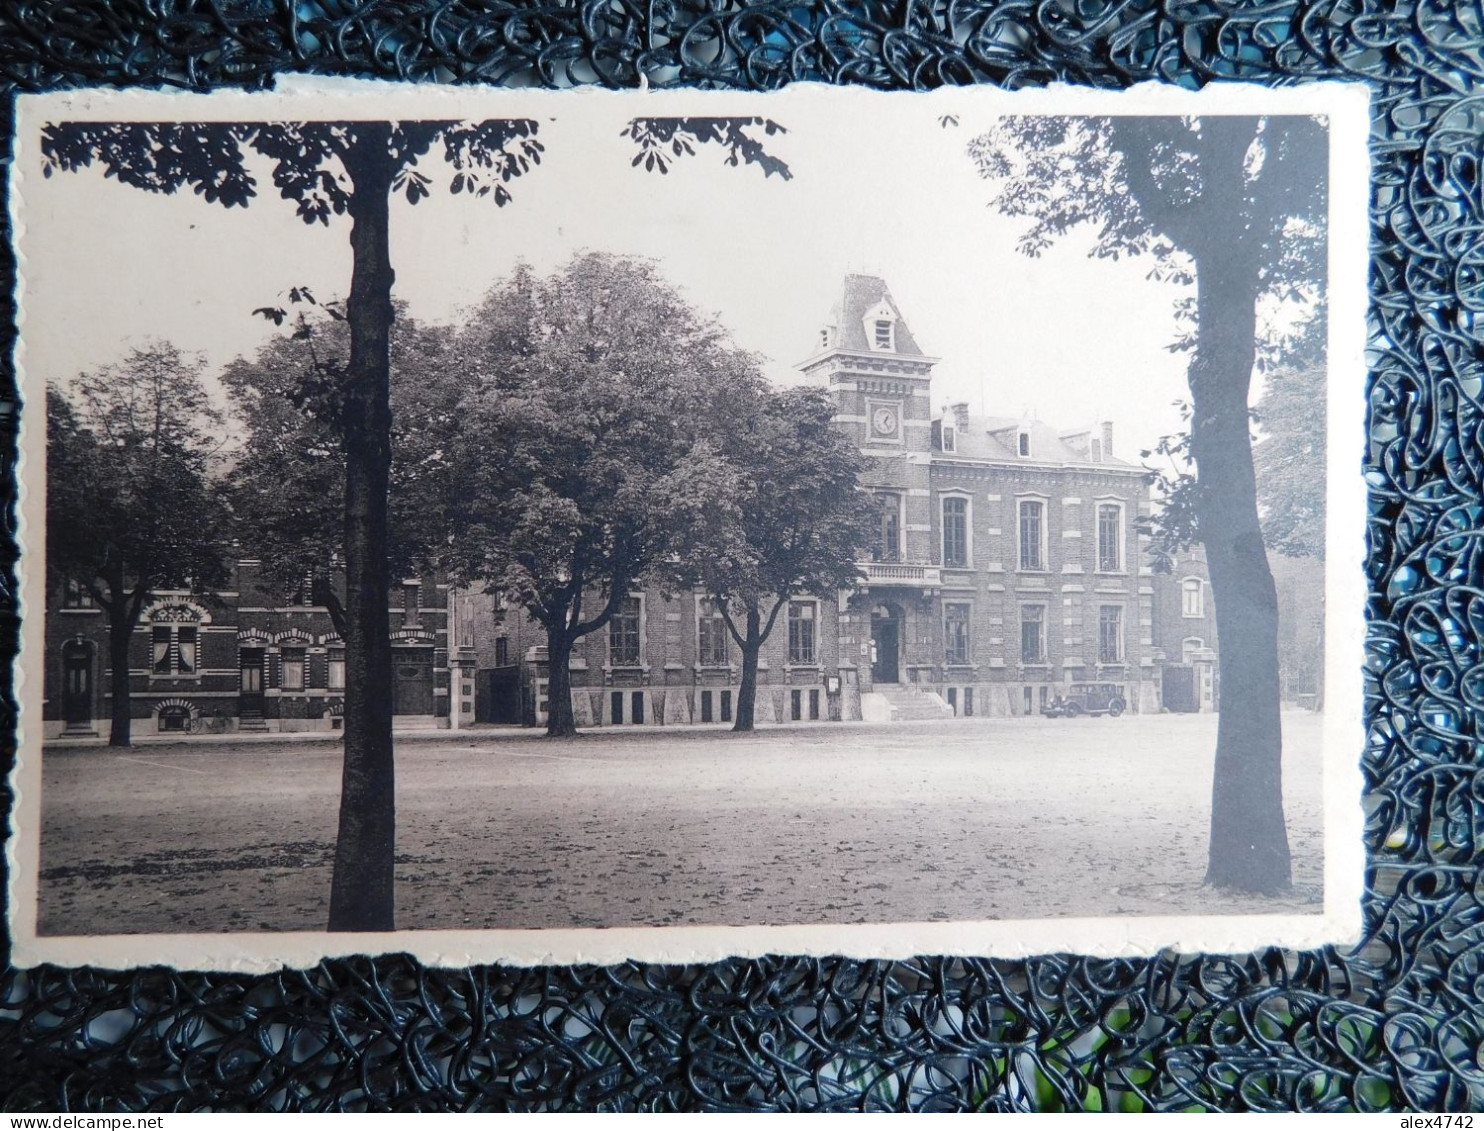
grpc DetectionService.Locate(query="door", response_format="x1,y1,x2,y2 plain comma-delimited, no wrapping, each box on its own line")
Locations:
239,649,265,716
1197,662,1215,712
870,606,900,684
479,666,521,724
393,648,434,715
62,642,93,726
1162,665,1196,713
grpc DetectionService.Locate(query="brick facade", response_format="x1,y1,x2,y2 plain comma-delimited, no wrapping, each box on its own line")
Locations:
43,561,453,738
471,274,1219,726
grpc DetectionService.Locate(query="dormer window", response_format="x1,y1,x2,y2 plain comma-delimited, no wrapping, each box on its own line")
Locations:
941,419,956,452
862,300,898,353
1018,430,1031,458
1090,438,1103,462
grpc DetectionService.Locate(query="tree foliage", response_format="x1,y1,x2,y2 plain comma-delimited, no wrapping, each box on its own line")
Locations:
221,303,460,632
620,117,791,179
46,343,231,746
671,385,874,732
443,253,766,737
41,119,543,219
1253,311,1328,561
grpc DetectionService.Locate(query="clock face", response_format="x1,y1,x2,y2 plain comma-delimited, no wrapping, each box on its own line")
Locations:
872,407,898,436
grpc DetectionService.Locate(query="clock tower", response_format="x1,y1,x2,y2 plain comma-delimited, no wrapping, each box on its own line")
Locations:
798,275,940,687
798,276,936,441
798,273,938,542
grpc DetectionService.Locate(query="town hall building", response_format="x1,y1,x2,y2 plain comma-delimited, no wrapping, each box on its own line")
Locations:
474,275,1219,727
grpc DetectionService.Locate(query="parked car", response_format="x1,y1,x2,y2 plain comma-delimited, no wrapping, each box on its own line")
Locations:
1041,683,1128,718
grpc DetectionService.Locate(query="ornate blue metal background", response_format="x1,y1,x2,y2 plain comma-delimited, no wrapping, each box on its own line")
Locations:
0,0,1479,1112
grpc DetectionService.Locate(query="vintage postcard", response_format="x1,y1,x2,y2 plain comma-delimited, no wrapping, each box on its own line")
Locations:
9,79,1370,970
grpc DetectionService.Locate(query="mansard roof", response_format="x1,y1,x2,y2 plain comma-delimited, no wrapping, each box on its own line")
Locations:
947,414,1137,469
827,274,927,356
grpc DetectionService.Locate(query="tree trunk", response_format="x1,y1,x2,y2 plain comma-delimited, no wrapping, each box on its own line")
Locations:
1190,255,1292,895
106,602,134,748
545,627,578,738
328,124,398,933
732,606,762,733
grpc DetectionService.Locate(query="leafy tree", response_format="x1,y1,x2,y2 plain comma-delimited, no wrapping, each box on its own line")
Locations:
969,115,1328,894
675,386,874,732
41,116,544,932
444,254,763,737
220,304,460,634
46,343,231,747
1254,310,1327,561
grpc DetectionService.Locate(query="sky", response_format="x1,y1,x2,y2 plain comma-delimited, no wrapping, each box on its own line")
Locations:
19,92,1204,465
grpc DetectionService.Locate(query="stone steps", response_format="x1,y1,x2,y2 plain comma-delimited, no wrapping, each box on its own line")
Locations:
874,685,956,721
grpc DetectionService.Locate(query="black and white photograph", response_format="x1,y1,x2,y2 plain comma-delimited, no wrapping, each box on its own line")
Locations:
10,81,1368,968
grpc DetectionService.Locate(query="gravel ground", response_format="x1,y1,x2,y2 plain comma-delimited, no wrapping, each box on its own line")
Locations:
36,712,1326,935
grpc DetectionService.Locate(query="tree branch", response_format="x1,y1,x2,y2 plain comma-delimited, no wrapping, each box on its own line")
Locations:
1107,117,1202,252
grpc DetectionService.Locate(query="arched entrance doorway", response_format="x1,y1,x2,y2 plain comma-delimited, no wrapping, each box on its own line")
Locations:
870,602,902,684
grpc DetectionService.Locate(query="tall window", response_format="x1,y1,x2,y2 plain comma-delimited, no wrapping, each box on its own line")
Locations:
788,601,817,664
494,637,509,667
874,320,893,349
402,583,420,624
1182,578,1205,618
328,647,346,690
1020,605,1045,664
151,624,197,676
1097,503,1123,572
281,648,306,691
698,599,729,665
941,419,956,452
609,596,641,666
944,602,971,665
942,496,968,568
1018,499,1045,571
1099,606,1124,664
874,493,901,562
1018,430,1031,457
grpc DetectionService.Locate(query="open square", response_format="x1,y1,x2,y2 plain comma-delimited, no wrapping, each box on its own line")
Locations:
39,711,1324,937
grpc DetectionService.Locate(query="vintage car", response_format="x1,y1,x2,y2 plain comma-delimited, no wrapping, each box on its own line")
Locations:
1041,683,1128,718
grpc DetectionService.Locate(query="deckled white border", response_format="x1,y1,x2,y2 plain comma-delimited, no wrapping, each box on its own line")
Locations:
8,78,1371,972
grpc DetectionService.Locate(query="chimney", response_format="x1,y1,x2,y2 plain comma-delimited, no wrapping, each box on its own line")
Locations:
951,402,970,430
1100,420,1114,459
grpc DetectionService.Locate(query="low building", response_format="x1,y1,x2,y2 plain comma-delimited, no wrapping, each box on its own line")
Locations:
43,561,459,738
